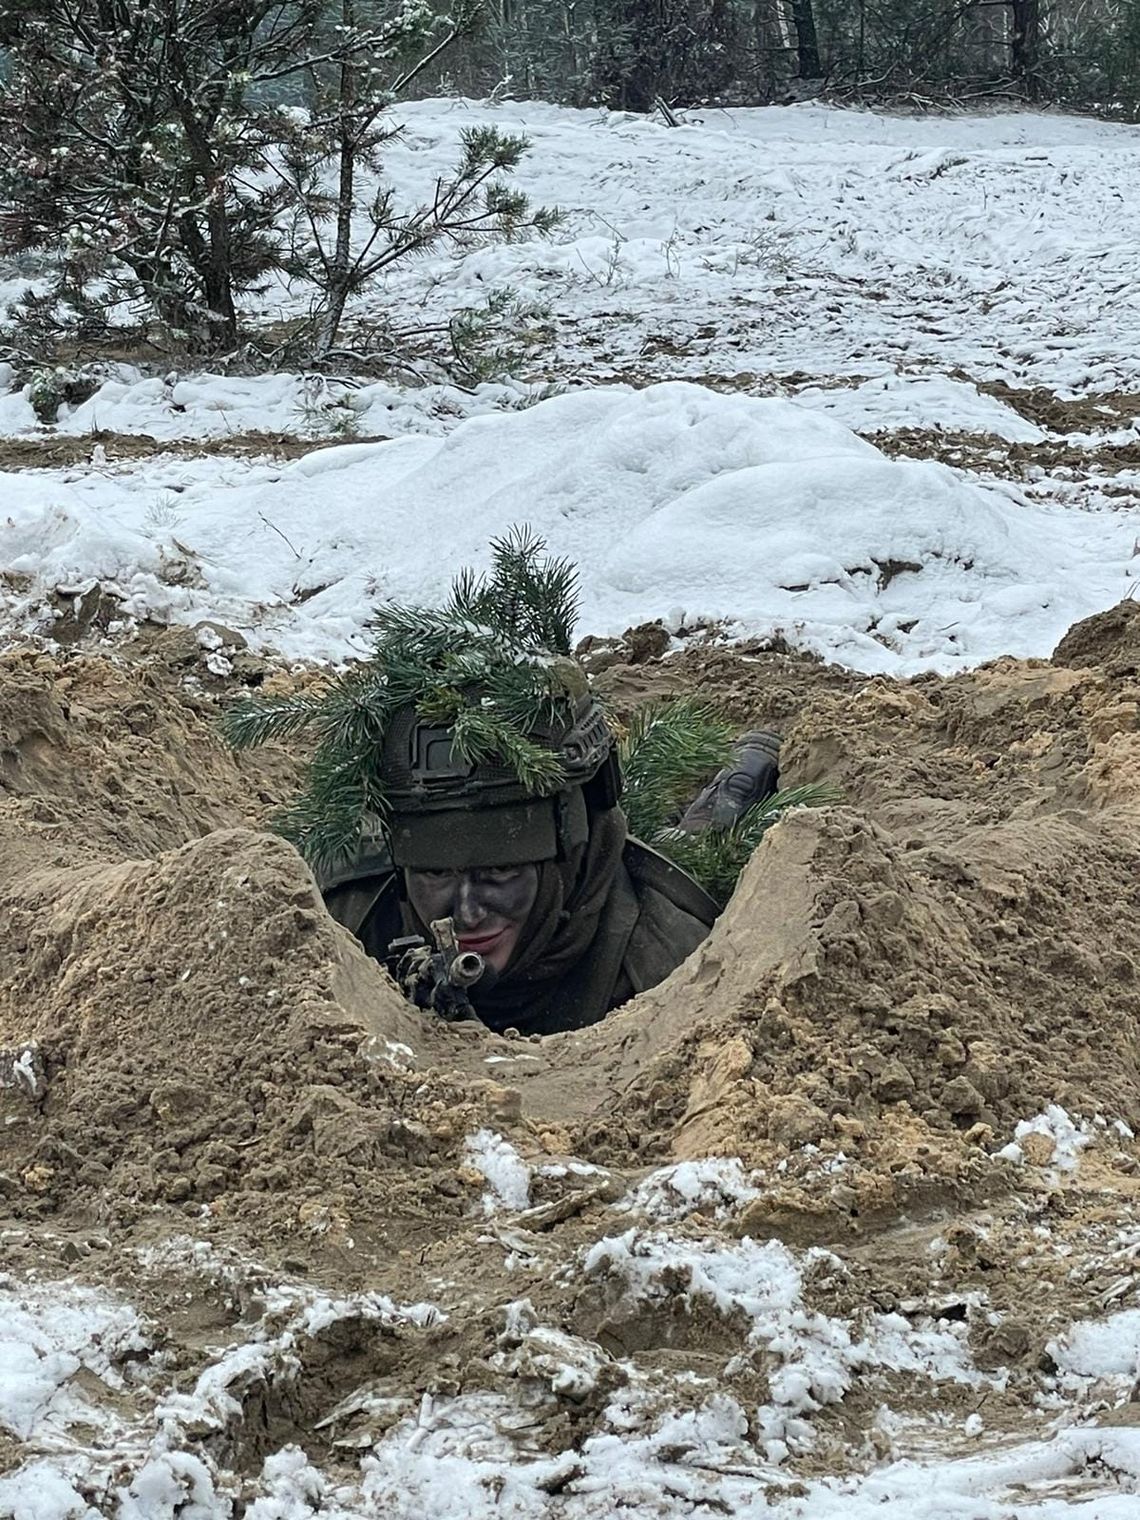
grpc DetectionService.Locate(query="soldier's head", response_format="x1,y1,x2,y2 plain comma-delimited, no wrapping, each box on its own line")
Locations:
379,676,621,975
222,531,626,984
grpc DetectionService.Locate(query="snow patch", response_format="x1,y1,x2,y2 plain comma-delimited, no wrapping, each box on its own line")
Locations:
464,1129,531,1214
996,1105,1093,1174
613,1158,762,1222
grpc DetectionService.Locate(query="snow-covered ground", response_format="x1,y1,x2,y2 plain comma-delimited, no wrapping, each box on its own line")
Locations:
5,1140,1140,1520
363,99,1140,395
6,102,1140,398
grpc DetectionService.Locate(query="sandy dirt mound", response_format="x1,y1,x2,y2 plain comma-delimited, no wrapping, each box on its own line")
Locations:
4,610,1140,1511
553,635,1139,1217
560,803,1140,1205
1053,597,1140,674
0,825,533,1237
0,643,297,860
0,651,539,1255
2,614,1140,1243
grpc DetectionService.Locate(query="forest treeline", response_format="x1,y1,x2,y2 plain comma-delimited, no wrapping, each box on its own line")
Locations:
432,0,1140,114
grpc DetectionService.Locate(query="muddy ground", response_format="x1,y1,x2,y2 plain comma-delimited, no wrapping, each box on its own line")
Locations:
0,430,392,472
3,602,1140,1507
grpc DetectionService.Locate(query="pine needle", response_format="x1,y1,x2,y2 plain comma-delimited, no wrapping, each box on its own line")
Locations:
652,783,841,908
220,526,584,869
618,700,839,905
220,691,325,749
619,699,736,839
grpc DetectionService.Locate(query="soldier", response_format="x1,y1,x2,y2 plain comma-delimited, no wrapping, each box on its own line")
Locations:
224,529,782,1037
321,685,779,1036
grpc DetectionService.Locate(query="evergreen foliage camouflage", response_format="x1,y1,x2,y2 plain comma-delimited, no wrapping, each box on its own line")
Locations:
221,527,587,871
653,785,839,908
618,699,737,836
224,531,835,903
616,700,838,907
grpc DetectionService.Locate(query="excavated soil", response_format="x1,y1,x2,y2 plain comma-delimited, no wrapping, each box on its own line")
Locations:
4,605,1140,1496
4,611,1140,1241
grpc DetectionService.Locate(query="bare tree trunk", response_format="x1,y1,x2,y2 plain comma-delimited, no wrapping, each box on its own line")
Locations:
1010,0,1041,94
318,0,358,352
789,0,821,79
204,185,240,350
752,0,784,99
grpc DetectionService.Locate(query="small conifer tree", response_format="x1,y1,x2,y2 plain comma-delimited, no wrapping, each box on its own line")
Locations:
0,1,558,357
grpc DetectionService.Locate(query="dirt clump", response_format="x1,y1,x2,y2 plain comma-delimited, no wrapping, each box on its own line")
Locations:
1053,597,1140,674
575,619,672,675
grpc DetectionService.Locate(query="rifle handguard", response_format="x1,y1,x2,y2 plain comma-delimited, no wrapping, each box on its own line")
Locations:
387,918,486,1021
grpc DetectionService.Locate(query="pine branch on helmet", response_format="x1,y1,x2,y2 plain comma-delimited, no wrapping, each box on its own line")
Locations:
221,526,829,920
219,526,618,876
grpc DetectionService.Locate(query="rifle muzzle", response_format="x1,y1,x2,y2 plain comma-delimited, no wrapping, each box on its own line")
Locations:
449,950,485,988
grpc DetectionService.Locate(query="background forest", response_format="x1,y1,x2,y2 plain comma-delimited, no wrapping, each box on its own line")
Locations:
393,0,1138,115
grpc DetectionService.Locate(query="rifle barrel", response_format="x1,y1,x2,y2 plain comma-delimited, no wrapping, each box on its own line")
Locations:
450,950,485,988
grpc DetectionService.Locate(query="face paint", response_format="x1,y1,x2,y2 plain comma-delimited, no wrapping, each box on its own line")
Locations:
404,864,540,973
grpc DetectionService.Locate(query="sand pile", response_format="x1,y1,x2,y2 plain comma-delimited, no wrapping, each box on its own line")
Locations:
0,651,527,1242
2,606,1140,1261
540,613,1140,1225
555,800,1140,1225
5,609,1140,1514
0,825,532,1230
0,639,297,861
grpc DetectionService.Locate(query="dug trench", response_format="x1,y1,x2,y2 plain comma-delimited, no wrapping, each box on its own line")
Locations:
4,604,1140,1487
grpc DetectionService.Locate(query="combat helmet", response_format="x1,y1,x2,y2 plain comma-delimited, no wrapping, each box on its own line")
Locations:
379,660,621,871
221,528,621,877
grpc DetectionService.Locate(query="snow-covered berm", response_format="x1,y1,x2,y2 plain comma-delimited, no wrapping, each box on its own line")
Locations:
3,382,1134,674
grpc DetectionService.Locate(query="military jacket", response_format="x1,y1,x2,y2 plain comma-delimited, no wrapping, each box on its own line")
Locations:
321,839,717,1036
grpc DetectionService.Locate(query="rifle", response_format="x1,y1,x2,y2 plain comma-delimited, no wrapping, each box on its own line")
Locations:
387,916,485,1021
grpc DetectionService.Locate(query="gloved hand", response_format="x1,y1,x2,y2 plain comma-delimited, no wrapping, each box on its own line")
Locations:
677,730,781,833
